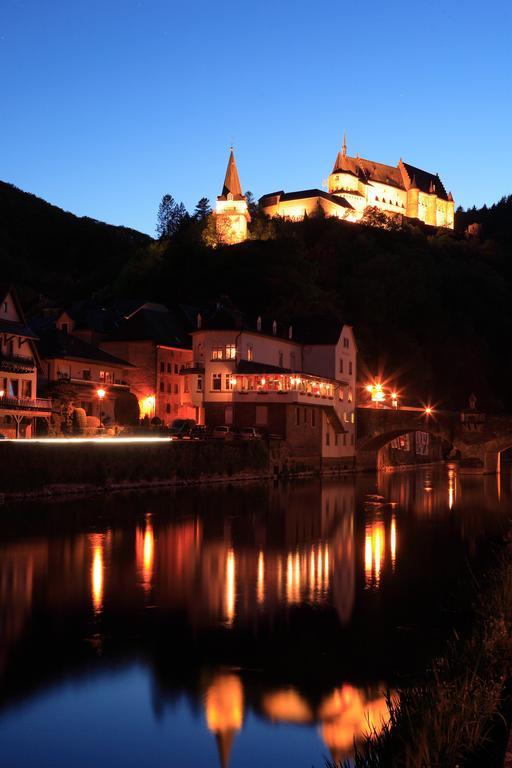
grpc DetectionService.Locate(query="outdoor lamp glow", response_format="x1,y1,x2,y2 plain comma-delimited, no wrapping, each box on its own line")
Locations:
96,388,106,400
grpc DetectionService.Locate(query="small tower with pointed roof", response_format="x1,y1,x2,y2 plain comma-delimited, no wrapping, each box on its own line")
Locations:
215,148,251,245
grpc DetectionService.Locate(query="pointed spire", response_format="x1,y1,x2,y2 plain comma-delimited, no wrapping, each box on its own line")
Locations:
222,148,243,197
447,191,453,202
410,174,418,189
342,132,347,157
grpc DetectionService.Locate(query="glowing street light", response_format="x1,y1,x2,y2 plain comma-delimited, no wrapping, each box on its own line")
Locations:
96,388,106,400
0,389,4,399
424,406,433,416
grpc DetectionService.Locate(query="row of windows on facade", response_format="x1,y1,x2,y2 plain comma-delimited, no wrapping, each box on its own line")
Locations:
339,358,353,374
210,373,353,400
160,381,180,394
58,369,117,382
160,361,181,374
1,377,32,398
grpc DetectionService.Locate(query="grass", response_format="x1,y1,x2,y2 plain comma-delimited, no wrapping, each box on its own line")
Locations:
328,535,512,768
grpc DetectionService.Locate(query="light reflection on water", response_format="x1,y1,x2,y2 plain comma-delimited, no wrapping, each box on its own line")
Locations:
0,466,510,767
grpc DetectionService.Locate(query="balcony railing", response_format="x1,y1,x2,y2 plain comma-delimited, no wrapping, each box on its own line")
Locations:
0,395,52,412
0,353,35,371
180,361,205,374
56,374,128,389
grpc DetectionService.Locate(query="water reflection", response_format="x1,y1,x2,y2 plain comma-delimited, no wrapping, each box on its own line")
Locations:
0,467,510,768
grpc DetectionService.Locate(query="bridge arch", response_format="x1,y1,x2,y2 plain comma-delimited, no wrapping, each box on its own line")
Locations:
356,408,456,472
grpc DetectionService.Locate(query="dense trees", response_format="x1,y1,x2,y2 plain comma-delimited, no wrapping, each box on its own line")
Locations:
156,194,189,239
2,177,512,412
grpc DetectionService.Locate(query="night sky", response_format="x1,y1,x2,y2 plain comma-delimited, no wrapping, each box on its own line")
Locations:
1,0,511,234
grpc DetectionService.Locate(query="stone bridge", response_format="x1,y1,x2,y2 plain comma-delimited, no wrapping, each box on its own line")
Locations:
356,407,512,473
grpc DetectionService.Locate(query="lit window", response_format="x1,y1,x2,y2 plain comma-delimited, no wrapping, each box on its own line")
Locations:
351,413,355,423
225,344,236,359
344,412,348,422
224,374,233,390
348,388,353,402
247,344,253,361
212,346,223,360
212,374,222,391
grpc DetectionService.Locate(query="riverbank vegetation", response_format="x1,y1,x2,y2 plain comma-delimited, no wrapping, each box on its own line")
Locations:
332,535,512,768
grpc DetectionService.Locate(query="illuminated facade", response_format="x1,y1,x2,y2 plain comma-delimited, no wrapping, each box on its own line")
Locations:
260,136,455,229
0,286,52,437
100,302,195,425
183,304,357,465
215,149,251,244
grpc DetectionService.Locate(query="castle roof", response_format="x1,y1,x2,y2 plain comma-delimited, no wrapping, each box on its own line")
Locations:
221,149,244,198
331,152,450,200
259,189,353,209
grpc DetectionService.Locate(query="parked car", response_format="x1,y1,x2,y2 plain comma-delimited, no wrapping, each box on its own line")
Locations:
190,425,208,440
169,418,196,439
238,427,262,440
211,425,237,441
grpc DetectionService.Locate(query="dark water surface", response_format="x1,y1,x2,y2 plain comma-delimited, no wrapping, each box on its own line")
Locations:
0,467,510,767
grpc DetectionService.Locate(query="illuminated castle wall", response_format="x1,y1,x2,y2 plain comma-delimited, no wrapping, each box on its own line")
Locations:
259,137,455,230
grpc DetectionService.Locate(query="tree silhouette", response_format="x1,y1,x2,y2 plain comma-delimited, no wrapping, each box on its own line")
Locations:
194,197,212,221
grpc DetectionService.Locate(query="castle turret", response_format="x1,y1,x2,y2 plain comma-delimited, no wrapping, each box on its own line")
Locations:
215,149,250,245
446,191,455,228
405,174,419,219
426,179,437,226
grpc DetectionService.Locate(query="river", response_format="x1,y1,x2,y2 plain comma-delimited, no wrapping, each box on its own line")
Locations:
0,466,510,767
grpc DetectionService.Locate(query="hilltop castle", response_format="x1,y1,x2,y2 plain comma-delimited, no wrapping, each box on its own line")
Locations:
215,139,455,243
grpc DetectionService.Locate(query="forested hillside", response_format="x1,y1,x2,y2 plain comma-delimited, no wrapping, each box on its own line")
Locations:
1,178,511,410
0,181,151,302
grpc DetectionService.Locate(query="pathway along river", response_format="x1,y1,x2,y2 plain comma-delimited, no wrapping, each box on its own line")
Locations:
0,467,510,767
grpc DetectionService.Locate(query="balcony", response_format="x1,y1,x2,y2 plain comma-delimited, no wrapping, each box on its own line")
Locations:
228,372,338,407
56,374,129,390
180,361,205,374
0,352,35,372
0,395,53,413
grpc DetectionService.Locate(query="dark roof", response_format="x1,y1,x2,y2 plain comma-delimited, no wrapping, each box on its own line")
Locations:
291,316,344,345
37,328,132,366
237,360,291,375
106,305,191,348
194,299,293,341
401,162,448,200
260,189,352,209
0,319,38,339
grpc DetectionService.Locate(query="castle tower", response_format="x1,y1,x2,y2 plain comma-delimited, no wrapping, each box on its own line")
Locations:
426,180,437,226
215,149,251,244
405,174,419,220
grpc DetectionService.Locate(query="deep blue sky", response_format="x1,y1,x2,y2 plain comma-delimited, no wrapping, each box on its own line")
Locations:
1,0,511,235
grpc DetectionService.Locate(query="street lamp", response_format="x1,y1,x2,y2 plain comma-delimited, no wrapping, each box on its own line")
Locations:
96,388,106,427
